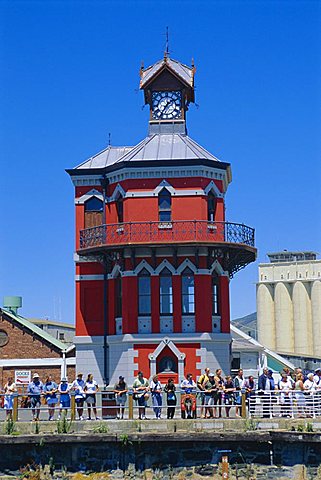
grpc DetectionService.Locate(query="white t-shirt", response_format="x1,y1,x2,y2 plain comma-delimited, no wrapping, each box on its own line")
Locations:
279,379,293,393
304,379,316,392
85,380,98,394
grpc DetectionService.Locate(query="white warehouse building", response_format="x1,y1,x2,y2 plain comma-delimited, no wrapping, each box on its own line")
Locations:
257,251,321,358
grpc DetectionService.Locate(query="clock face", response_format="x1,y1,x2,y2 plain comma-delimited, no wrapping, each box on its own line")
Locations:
152,91,182,120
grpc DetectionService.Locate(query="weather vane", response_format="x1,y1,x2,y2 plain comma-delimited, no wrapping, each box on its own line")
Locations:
164,26,169,58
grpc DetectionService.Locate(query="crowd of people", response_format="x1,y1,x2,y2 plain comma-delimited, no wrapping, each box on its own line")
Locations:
1,366,320,421
0,372,100,422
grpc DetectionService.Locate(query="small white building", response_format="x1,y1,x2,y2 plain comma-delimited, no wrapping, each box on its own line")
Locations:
231,324,295,378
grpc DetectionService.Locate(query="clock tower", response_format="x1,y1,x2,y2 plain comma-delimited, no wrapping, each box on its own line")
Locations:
140,55,195,130
67,53,256,387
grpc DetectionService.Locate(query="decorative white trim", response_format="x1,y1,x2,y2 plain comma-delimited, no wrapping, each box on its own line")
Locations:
109,183,126,202
148,338,186,380
154,179,174,194
133,260,154,276
212,315,221,333
74,253,100,263
0,357,75,367
160,317,174,333
209,260,225,276
204,180,224,198
176,258,197,274
70,164,229,193
115,317,122,335
138,317,152,334
182,316,196,333
75,189,103,205
75,275,104,281
155,259,176,275
74,333,232,344
110,264,122,278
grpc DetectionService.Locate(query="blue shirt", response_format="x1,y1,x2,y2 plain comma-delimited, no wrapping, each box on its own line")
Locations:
44,381,58,400
59,382,70,402
28,380,44,396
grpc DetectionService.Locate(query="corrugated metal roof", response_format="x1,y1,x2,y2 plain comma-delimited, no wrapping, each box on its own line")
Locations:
115,134,221,163
72,133,221,170
140,57,194,89
75,146,133,170
1,308,71,352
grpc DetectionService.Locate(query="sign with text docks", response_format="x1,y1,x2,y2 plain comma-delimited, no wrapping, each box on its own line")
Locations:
15,370,31,385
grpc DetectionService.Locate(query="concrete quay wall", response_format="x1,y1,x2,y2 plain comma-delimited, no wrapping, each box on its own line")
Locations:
0,419,321,474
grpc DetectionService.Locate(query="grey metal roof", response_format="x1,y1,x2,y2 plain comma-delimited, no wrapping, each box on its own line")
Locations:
115,133,221,164
76,146,133,170
72,133,221,171
140,57,194,89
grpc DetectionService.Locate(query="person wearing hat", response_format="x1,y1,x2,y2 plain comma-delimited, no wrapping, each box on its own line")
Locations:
44,375,58,421
71,373,86,420
58,377,71,419
113,375,128,419
27,373,44,421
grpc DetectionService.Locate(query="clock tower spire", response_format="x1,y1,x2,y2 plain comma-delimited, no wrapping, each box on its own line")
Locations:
139,56,195,134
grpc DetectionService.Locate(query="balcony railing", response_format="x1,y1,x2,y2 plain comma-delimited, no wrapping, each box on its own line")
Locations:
79,220,255,251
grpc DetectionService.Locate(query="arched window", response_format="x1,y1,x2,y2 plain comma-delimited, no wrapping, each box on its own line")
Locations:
138,268,151,315
84,197,103,228
207,192,216,222
116,197,124,223
212,273,220,315
182,267,195,314
159,267,173,315
115,273,122,318
158,188,172,222
84,197,103,212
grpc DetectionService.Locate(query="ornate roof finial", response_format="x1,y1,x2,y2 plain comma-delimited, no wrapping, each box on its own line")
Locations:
191,57,196,75
164,26,169,60
108,132,111,147
140,60,144,77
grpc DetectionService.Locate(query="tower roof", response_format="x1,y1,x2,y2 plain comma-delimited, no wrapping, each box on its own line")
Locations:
72,132,225,170
140,57,195,90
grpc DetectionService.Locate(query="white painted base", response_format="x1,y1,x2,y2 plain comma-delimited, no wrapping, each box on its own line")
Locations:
74,333,232,386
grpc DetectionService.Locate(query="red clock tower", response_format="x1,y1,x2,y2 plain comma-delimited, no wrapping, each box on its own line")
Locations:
67,54,256,386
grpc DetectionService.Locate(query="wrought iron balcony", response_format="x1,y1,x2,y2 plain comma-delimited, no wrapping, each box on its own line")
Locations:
79,220,255,251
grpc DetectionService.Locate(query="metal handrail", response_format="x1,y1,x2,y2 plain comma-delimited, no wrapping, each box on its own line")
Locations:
79,220,255,250
2,389,319,422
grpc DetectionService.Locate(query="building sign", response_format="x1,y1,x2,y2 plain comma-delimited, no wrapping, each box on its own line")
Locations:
15,370,31,385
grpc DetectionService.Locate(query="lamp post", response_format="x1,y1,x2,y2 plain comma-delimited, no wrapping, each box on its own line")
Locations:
100,174,110,387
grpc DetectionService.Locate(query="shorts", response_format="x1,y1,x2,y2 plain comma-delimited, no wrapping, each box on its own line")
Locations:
46,397,58,406
4,395,13,410
60,398,71,408
204,395,213,406
116,395,127,406
75,397,84,406
137,395,147,407
86,394,96,406
235,394,242,405
30,396,41,409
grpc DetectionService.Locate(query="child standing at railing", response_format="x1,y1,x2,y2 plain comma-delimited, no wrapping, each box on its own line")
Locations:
3,378,17,419
58,378,71,419
44,375,58,421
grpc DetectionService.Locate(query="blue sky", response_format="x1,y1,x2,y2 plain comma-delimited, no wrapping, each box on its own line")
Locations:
1,0,320,323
